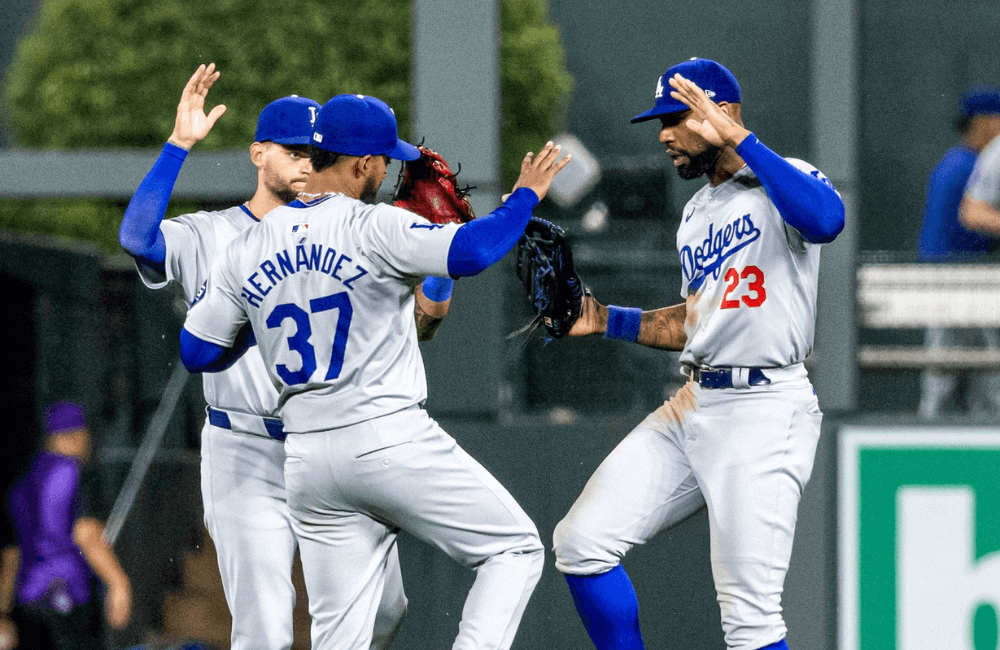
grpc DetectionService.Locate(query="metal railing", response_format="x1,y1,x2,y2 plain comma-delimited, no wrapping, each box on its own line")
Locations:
857,263,1000,368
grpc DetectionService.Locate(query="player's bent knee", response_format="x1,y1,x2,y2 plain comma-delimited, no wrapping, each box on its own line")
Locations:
552,517,620,575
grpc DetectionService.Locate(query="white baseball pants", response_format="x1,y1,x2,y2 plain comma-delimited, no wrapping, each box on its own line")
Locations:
553,364,822,650
283,406,544,650
201,422,407,650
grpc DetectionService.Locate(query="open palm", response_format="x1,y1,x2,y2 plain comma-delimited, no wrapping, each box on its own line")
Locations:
169,63,227,150
667,74,749,148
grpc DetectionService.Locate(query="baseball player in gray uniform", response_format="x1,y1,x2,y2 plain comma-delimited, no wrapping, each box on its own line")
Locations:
178,93,570,650
961,132,1000,235
552,59,845,650
119,65,407,650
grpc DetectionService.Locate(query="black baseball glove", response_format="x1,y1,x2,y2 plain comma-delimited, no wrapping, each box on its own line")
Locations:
512,216,588,341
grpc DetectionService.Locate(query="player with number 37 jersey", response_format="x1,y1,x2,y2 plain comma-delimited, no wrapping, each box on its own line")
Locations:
181,93,571,650
187,194,459,433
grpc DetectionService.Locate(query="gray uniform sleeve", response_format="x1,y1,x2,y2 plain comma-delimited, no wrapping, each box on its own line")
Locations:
966,136,1000,208
359,205,458,279
136,212,217,303
184,237,248,347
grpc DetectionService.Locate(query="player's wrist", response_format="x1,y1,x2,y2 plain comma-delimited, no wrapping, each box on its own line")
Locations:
166,135,195,151
604,305,641,342
421,276,453,303
725,127,752,150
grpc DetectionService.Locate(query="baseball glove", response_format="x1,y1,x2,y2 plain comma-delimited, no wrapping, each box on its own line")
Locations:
393,146,476,224
512,216,588,341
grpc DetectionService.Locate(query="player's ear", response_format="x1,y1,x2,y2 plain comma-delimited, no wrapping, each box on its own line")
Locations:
354,156,371,179
249,142,267,170
720,102,743,124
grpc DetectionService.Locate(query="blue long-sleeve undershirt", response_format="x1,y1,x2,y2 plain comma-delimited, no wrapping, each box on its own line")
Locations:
119,142,189,273
446,187,539,277
180,322,256,373
182,186,541,373
735,133,845,244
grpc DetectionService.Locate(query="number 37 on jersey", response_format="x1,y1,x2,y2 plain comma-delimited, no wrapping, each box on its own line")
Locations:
266,292,353,386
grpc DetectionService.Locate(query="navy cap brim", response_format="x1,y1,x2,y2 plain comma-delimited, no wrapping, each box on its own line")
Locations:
390,139,421,161
266,135,315,146
630,99,691,124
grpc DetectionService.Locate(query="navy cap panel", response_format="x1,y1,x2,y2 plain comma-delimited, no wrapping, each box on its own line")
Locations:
255,95,322,144
631,58,741,125
312,94,419,160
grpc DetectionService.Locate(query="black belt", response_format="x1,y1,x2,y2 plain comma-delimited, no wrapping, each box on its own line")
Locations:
685,365,772,389
208,407,286,441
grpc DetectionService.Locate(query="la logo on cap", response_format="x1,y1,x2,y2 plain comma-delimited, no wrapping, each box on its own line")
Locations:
655,76,664,99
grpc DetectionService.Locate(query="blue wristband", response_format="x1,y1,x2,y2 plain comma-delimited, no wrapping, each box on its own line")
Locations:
421,276,454,302
604,306,642,342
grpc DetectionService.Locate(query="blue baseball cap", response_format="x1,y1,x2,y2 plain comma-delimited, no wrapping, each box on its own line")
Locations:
255,95,322,145
631,58,741,123
960,85,1000,117
311,94,420,161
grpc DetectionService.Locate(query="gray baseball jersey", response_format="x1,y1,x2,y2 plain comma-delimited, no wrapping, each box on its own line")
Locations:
677,159,831,368
965,133,1000,208
140,202,409,650
555,152,836,649
184,194,459,434
138,206,280,416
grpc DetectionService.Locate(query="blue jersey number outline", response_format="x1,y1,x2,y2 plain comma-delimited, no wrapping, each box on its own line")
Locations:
265,292,353,385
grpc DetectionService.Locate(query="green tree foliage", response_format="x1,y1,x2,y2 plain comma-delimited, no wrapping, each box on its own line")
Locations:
501,0,573,186
2,0,571,250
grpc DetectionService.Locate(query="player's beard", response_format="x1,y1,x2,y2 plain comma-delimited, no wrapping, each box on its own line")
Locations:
675,144,723,180
264,171,301,205
272,183,300,205
359,173,380,204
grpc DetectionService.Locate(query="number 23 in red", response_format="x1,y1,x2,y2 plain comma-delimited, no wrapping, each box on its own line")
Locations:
721,265,766,309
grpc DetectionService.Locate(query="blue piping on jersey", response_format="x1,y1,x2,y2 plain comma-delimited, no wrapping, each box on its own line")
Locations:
447,187,539,277
180,323,256,373
119,142,190,273
239,204,259,222
735,134,845,244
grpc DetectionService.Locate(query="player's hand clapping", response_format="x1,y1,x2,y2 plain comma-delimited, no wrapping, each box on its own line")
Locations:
668,74,751,149
510,141,572,202
168,63,227,151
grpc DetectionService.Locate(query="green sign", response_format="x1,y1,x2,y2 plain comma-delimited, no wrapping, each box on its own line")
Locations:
839,428,1000,650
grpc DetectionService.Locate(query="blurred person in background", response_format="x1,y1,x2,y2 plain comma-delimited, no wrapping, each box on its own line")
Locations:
0,401,131,650
916,85,1000,419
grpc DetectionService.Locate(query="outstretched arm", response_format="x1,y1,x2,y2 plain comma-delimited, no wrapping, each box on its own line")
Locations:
119,64,227,271
447,142,571,277
569,294,687,350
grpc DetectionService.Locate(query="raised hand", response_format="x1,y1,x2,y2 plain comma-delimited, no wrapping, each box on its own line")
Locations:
168,63,227,150
668,74,750,149
510,141,572,202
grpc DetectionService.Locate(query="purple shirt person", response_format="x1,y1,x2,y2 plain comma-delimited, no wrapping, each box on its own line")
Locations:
9,446,92,610
1,402,131,650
